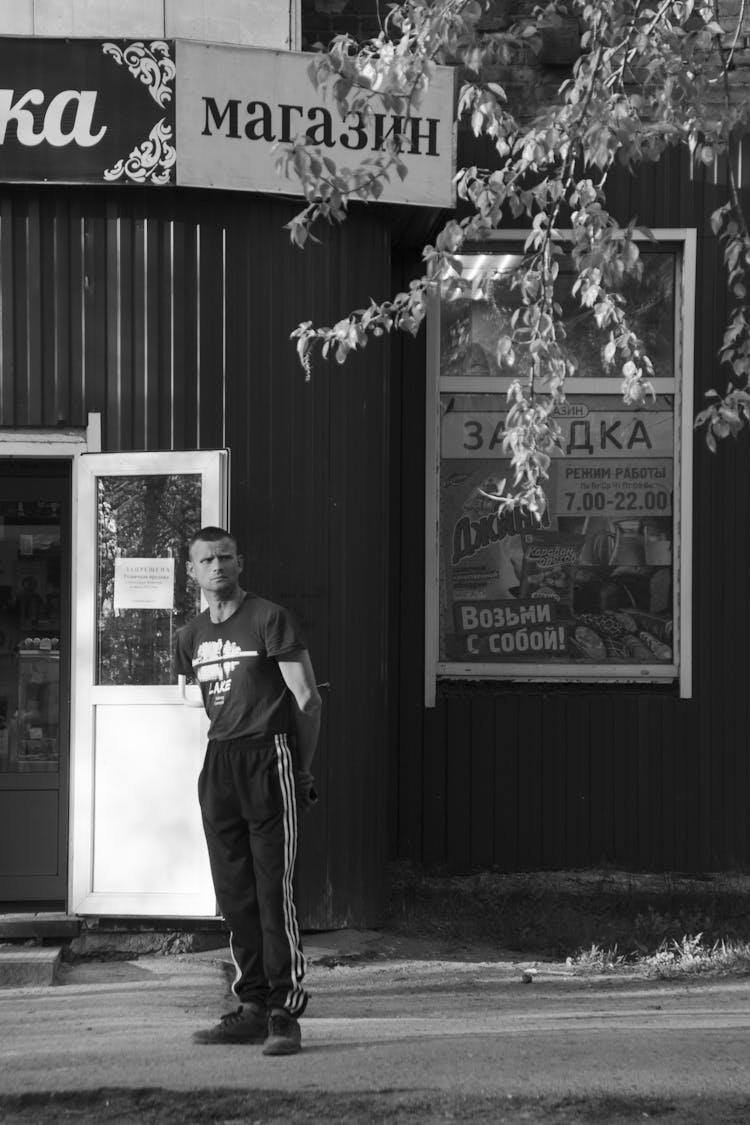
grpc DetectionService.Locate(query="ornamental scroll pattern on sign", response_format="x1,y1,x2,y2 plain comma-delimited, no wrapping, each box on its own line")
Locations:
101,41,176,184
103,119,176,185
102,41,175,108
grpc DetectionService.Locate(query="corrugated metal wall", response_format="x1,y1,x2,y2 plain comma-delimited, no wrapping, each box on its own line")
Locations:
3,141,748,901
0,183,392,927
393,147,750,873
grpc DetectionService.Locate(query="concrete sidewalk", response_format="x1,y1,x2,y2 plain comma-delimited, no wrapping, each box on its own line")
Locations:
1,930,750,1108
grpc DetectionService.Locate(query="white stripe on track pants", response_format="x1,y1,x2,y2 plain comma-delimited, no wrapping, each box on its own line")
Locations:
197,733,307,1016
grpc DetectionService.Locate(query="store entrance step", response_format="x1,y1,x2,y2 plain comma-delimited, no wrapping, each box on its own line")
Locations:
0,945,62,987
0,913,81,941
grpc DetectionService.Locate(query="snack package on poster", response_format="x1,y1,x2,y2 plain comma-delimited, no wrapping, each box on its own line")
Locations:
442,465,544,602
519,531,586,615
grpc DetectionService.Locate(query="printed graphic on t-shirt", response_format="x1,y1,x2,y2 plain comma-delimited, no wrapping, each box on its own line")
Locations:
192,641,259,707
193,639,251,680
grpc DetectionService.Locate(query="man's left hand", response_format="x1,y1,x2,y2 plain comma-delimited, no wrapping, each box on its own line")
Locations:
296,770,319,811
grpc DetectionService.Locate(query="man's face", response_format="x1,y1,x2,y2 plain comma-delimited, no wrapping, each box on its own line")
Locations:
187,537,243,596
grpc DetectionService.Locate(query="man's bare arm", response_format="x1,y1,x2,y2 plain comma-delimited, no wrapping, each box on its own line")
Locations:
278,650,322,773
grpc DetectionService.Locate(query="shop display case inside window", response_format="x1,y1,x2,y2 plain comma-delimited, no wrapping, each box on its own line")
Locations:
0,501,62,773
430,237,692,687
14,648,60,769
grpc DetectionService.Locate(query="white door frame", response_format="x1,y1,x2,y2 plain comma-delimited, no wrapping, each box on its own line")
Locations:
70,448,228,916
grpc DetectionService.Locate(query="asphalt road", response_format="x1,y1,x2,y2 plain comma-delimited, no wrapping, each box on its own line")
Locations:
1,952,749,1109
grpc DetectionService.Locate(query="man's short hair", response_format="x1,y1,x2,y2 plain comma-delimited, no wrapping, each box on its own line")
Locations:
188,526,239,554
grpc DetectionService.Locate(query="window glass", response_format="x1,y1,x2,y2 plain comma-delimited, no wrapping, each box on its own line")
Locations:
440,251,675,380
96,475,201,686
435,244,680,680
0,500,62,773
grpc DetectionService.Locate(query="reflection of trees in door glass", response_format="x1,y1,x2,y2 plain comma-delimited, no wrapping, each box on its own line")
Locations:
97,475,201,685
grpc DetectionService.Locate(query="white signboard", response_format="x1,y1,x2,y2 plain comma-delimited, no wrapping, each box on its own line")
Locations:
441,409,675,460
113,557,175,610
175,41,456,207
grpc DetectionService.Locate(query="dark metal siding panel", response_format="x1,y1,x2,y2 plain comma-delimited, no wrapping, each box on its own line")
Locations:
156,215,175,450
588,695,614,864
324,221,392,926
612,695,636,865
130,207,150,449
82,200,108,426
391,255,428,861
422,698,448,862
672,701,692,867
445,698,472,866
661,701,677,870
515,695,543,867
0,198,16,421
470,696,496,866
25,198,43,425
40,197,71,426
104,200,124,448
494,697,519,867
566,696,591,868
170,211,197,447
0,187,221,450
196,215,225,451
539,696,563,866
212,193,325,904
10,198,32,423
691,194,750,870
0,184,393,928
219,197,392,928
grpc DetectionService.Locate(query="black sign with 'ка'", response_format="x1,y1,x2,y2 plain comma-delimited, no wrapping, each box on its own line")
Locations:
0,38,176,185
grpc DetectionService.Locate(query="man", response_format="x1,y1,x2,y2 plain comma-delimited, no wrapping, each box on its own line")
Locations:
176,526,322,1055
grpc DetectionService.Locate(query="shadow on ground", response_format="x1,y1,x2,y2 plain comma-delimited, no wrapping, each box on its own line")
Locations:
2,1089,750,1125
385,862,750,960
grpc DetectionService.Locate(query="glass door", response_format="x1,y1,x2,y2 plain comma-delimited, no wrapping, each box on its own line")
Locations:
0,463,70,907
71,451,228,916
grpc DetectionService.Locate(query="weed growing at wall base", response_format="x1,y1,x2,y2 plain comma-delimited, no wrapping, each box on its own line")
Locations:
566,934,750,979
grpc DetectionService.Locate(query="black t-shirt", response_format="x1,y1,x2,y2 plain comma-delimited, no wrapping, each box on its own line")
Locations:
175,594,306,742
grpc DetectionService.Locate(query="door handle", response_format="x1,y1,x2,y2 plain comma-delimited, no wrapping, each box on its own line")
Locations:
178,674,205,708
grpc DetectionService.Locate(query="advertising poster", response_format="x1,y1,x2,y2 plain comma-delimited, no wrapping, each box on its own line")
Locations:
439,394,675,667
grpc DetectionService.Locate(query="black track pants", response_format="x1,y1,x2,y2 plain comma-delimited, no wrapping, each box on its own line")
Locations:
197,733,308,1016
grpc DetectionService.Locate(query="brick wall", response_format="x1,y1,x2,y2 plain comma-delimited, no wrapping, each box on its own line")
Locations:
300,0,381,50
301,0,750,123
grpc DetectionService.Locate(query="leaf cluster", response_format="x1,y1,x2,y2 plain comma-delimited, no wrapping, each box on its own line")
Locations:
280,0,750,512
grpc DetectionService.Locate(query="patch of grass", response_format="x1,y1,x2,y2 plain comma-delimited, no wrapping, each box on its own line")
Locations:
565,943,628,973
564,933,750,980
642,933,750,979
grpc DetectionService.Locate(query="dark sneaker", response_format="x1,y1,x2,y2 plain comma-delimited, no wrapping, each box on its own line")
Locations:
193,1003,267,1045
262,1009,302,1056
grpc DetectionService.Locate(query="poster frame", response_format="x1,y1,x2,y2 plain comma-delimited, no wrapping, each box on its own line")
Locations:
424,228,696,706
